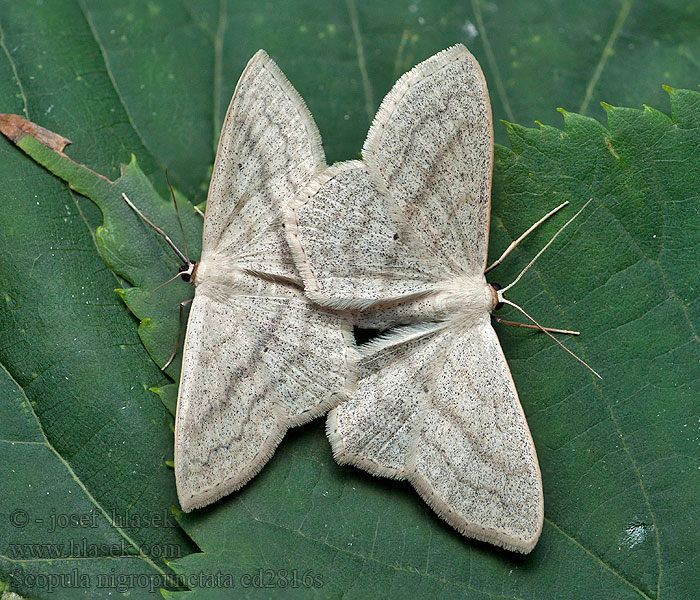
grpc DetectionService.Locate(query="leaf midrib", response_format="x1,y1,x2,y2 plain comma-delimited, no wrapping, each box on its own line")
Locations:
0,360,175,584
218,496,651,599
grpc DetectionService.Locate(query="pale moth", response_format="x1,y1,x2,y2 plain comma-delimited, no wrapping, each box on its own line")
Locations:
286,44,596,553
126,50,356,511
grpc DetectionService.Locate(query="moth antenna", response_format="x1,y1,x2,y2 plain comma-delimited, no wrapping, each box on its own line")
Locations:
485,201,569,273
121,191,196,372
194,205,205,218
121,192,189,265
162,298,193,371
493,317,579,336
165,168,190,263
501,198,593,293
499,297,602,379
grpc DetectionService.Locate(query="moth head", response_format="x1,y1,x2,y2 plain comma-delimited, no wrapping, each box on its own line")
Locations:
179,261,197,283
488,283,504,311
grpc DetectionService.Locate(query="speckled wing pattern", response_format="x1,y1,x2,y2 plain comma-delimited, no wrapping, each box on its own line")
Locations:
175,51,356,512
287,44,493,306
328,322,542,553
288,160,452,308
287,45,543,553
200,50,319,285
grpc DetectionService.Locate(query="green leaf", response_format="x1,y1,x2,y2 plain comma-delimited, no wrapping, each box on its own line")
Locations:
150,385,178,418
0,116,201,377
0,364,183,598
1,2,698,599
0,124,198,595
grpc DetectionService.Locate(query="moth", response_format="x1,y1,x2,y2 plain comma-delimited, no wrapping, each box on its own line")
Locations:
133,50,357,512
286,44,595,553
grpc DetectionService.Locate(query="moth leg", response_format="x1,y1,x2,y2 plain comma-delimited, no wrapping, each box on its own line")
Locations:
492,316,579,335
163,297,193,371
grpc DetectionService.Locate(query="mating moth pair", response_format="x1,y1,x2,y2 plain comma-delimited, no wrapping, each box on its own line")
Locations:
161,45,593,554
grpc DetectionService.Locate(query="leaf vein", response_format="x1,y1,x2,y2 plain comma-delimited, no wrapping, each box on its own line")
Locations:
0,360,176,586
0,16,28,118
545,518,653,600
345,0,375,123
471,0,514,122
579,0,634,114
76,0,166,176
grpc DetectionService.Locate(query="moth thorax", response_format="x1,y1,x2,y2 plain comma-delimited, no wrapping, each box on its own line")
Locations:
436,275,494,320
190,259,211,286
